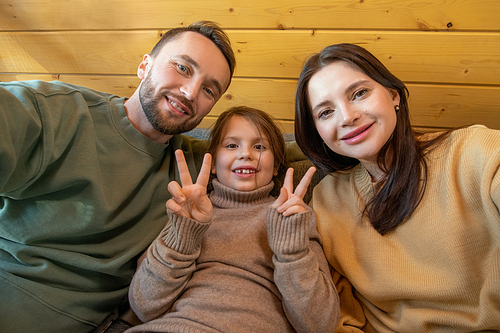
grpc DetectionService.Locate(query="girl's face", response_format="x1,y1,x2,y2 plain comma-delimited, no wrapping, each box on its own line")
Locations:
212,116,277,191
307,61,400,172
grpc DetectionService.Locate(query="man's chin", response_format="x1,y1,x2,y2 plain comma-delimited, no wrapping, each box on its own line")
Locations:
153,119,202,136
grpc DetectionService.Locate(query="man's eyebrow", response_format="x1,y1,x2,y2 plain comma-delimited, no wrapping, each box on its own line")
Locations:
179,54,223,96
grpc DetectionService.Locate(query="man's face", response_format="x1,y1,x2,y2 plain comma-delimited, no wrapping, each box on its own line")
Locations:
138,31,231,136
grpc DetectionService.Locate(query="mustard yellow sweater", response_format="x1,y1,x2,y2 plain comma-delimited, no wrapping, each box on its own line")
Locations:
312,125,500,332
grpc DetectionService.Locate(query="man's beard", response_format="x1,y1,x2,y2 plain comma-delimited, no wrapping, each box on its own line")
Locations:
138,75,202,136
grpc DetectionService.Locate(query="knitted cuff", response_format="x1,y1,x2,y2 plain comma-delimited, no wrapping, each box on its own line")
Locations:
161,212,211,255
266,206,310,261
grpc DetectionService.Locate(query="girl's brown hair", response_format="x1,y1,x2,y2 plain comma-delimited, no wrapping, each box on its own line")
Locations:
295,43,452,235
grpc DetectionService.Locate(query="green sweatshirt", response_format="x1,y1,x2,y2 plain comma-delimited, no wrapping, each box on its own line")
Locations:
0,81,207,332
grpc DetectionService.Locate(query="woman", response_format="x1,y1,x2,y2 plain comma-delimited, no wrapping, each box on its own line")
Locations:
294,43,500,332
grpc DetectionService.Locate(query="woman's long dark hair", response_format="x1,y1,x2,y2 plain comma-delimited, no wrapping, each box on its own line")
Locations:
295,43,450,235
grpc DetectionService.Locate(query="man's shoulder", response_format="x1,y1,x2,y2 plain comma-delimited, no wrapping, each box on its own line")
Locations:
0,80,119,104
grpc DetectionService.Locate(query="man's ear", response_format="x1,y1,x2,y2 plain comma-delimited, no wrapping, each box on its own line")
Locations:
137,54,152,80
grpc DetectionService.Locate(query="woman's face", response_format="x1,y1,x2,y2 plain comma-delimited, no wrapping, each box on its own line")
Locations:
212,116,277,191
307,61,400,169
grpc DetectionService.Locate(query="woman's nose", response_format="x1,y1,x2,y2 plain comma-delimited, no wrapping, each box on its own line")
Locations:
339,105,361,126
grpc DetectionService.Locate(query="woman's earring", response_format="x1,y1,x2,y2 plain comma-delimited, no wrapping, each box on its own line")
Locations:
395,105,400,112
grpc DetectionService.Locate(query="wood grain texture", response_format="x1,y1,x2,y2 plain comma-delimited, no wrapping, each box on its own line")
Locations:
1,30,499,86
0,0,498,31
1,0,498,132
3,74,498,131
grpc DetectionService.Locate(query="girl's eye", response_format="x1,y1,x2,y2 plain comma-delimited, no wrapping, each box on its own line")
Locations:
254,144,266,150
225,143,237,149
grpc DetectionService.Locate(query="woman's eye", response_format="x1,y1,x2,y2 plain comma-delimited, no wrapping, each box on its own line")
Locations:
353,89,367,99
319,109,334,119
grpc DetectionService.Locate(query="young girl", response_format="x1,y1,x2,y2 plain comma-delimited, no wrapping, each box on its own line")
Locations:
126,106,339,332
295,43,500,332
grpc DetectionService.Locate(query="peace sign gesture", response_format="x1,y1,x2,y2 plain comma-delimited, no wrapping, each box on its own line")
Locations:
166,149,213,223
271,166,316,216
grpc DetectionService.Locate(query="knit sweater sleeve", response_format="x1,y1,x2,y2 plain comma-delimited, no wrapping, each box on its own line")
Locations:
266,206,340,333
128,212,211,322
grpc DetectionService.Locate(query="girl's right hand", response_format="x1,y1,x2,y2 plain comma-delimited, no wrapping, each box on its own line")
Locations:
166,149,213,223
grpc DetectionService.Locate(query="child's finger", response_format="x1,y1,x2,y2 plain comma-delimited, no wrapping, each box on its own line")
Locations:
167,181,185,203
166,198,181,213
175,149,193,186
271,187,288,209
192,188,213,222
195,153,212,188
281,204,308,217
282,168,294,193
293,167,316,199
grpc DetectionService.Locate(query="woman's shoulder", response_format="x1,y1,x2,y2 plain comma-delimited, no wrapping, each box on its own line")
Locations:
432,125,500,152
425,125,500,171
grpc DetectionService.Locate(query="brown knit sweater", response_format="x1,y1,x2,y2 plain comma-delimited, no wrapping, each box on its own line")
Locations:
127,179,339,333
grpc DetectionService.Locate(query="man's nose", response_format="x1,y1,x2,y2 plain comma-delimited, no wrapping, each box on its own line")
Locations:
180,79,201,101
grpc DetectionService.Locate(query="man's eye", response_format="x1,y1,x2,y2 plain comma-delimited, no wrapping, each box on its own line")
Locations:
177,64,187,72
204,87,214,97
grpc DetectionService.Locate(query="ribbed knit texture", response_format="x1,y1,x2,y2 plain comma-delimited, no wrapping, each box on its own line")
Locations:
127,179,339,333
313,125,500,332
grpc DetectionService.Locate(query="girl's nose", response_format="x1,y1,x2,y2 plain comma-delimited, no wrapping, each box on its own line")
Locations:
238,146,253,160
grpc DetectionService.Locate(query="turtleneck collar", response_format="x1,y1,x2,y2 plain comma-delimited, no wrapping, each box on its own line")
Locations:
209,179,275,209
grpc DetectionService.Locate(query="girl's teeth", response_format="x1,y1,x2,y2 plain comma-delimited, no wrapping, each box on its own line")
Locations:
235,169,255,174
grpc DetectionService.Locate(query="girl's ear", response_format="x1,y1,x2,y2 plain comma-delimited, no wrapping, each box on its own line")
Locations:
211,163,217,175
273,165,279,176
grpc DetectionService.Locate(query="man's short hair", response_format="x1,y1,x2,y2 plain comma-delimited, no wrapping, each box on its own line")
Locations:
150,21,236,89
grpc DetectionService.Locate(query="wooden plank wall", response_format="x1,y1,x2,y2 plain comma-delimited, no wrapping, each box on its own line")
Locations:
1,0,499,133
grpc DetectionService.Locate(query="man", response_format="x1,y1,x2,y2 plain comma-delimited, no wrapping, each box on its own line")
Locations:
0,21,235,333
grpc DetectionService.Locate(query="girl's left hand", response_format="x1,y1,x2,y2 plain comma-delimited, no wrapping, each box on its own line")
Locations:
271,166,316,216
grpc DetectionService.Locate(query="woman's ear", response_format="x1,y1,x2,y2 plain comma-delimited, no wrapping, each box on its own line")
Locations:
389,88,400,106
